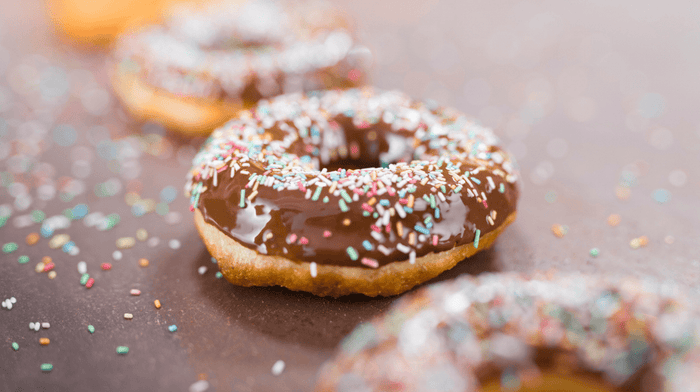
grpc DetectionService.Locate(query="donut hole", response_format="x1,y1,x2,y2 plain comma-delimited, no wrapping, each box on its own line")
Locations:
476,347,662,392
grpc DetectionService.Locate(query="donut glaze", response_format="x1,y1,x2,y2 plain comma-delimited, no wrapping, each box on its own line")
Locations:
112,0,370,133
316,272,700,391
186,88,519,269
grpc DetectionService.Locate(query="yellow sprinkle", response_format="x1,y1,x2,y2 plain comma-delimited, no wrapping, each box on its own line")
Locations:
367,197,377,206
408,195,415,208
247,191,258,202
116,237,136,249
396,222,404,237
48,234,70,249
139,258,149,267
409,232,416,246
154,300,161,309
136,229,148,241
124,313,133,320
48,271,56,279
39,338,50,345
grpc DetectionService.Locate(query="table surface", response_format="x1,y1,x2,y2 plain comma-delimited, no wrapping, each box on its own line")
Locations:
1,0,699,391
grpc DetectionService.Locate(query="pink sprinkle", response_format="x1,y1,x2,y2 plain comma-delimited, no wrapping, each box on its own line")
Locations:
387,188,396,196
43,262,55,272
432,235,438,246
130,289,141,296
299,237,309,245
361,258,379,268
189,206,195,212
353,188,365,195
217,166,227,172
482,201,488,208
287,234,297,244
399,199,408,204
101,263,112,271
298,182,306,192
361,203,373,212
370,225,381,233
409,179,418,184
323,231,332,238
86,278,95,289
385,226,391,233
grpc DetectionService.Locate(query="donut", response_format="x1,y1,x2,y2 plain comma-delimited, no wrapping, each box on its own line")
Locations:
316,272,700,391
185,88,520,297
111,0,371,135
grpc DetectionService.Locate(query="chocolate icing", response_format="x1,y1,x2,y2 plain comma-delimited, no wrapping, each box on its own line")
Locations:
187,88,519,268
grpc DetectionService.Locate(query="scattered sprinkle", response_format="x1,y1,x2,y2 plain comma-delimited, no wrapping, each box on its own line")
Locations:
607,214,621,227
26,233,40,245
112,251,122,260
139,258,150,267
590,248,600,257
474,229,481,249
85,277,95,289
2,242,18,253
18,255,29,264
169,239,181,249
41,363,53,372
12,342,19,351
168,325,178,332
124,313,133,320
116,237,136,249
88,325,95,334
101,263,112,271
310,262,318,278
40,337,50,345
271,360,285,376
130,289,141,296
551,224,568,238
154,300,161,309
116,346,129,354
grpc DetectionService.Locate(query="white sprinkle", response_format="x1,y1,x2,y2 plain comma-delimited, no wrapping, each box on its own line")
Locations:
29,322,35,329
112,251,122,260
147,237,160,247
41,322,50,329
1,300,6,309
378,245,392,256
395,203,406,218
77,261,87,274
69,247,80,256
34,322,40,331
310,262,317,278
396,243,411,254
189,380,210,392
437,192,446,201
130,289,141,296
169,239,181,249
271,360,285,376
124,313,133,320
370,231,384,242
409,251,416,264
198,266,207,275
9,297,15,304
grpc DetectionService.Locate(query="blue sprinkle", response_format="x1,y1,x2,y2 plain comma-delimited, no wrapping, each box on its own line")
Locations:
414,224,430,235
168,325,178,332
362,240,373,251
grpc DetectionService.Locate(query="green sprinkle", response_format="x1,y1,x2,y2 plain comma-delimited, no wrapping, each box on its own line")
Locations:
453,186,462,193
311,186,323,201
499,183,505,193
80,273,90,286
474,229,481,249
88,325,95,334
0,216,7,228
18,255,29,264
430,194,436,209
168,325,178,332
440,185,447,193
41,363,53,372
590,248,600,257
239,190,246,208
2,242,18,253
116,346,129,354
340,190,352,203
215,271,223,279
346,246,359,261
31,210,46,223
12,342,19,351
322,196,329,203
338,199,349,212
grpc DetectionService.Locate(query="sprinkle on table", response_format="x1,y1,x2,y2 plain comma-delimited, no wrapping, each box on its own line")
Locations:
139,258,149,267
130,289,141,296
85,277,95,289
88,325,95,334
590,248,600,257
18,255,29,264
607,214,621,227
40,337,50,345
124,313,133,320
168,325,178,332
116,346,129,354
12,342,19,351
271,360,285,376
551,224,568,238
154,300,161,309
41,363,53,372
26,233,40,245
2,242,18,253
101,263,112,271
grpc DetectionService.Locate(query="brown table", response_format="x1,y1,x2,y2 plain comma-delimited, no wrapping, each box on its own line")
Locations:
1,0,699,391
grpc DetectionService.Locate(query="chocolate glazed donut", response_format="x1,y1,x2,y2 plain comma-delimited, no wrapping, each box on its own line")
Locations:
186,88,520,297
111,0,371,135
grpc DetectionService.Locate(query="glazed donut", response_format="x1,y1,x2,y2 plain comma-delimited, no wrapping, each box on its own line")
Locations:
185,88,519,297
316,272,700,391
111,0,370,135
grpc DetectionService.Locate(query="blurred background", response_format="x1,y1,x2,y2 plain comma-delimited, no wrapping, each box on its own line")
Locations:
1,0,699,390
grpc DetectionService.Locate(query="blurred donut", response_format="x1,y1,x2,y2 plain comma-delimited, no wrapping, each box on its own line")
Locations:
316,272,700,391
111,0,371,135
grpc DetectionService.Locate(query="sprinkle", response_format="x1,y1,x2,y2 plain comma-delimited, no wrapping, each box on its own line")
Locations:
48,271,57,279
323,230,331,238
168,325,178,332
35,262,45,273
396,243,411,254
590,248,600,257
116,237,135,249
101,263,112,271
338,199,349,212
396,222,404,237
43,262,55,272
85,278,95,288
474,229,481,249
198,266,207,275
112,251,122,260
311,186,323,201
77,261,87,274
136,228,148,241
551,224,568,238
139,258,149,267
26,233,40,245
310,262,318,278
18,255,29,264
361,258,379,268
41,363,53,372
130,289,141,296
88,325,95,334
409,251,416,264
12,342,19,351
414,224,430,236
340,190,352,203
239,190,246,208
41,322,50,329
362,240,373,251
40,338,50,345
124,313,133,320
80,274,90,285
271,360,285,376
116,346,129,354
154,300,161,309
607,214,621,227
2,242,18,253
169,239,181,249
215,271,223,278
346,246,359,261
